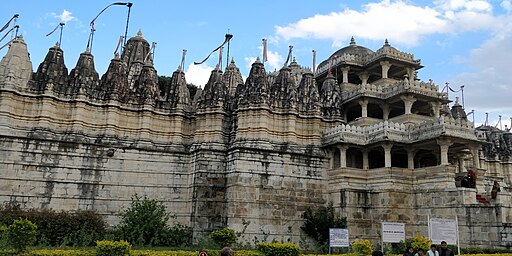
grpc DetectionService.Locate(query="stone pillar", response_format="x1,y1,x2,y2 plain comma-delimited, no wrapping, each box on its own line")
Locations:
341,66,350,84
358,71,369,86
437,139,453,165
338,145,349,168
380,61,391,79
407,148,416,169
430,102,441,118
382,143,393,168
362,149,369,170
401,95,416,115
359,99,368,118
458,156,466,173
382,104,390,120
329,149,334,168
470,145,481,169
406,67,415,82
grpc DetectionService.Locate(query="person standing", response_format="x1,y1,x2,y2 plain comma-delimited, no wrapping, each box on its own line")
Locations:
439,241,454,256
415,248,425,256
427,245,439,256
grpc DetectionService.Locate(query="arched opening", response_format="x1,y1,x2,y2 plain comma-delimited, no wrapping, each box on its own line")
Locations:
414,149,438,168
391,147,408,168
346,105,362,122
367,103,383,119
411,101,433,116
368,148,385,169
347,148,363,169
389,101,404,118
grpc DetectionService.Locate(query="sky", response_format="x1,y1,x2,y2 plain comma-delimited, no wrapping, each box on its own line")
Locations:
1,0,511,128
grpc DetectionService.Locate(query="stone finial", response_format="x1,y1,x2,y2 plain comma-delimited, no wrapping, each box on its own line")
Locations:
350,36,356,46
384,38,390,46
255,56,262,64
136,29,143,37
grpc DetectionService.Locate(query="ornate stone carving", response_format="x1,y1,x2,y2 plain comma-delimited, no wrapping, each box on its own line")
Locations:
297,72,320,114
30,44,68,93
199,68,227,110
222,58,243,99
270,66,296,110
0,35,32,91
237,58,269,108
320,75,341,117
67,50,99,98
98,56,128,102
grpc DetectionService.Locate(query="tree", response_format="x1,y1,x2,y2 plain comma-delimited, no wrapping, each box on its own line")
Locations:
6,218,37,253
116,194,170,246
300,202,346,246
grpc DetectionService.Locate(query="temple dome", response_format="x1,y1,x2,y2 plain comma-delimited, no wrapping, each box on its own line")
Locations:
328,37,374,59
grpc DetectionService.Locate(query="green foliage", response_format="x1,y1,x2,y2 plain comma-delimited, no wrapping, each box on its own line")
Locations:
256,242,301,256
0,225,7,249
116,194,169,246
29,249,95,256
352,239,373,255
157,75,198,99
410,234,431,251
0,202,106,247
300,202,347,247
114,194,192,246
95,240,131,256
5,218,37,253
210,227,237,248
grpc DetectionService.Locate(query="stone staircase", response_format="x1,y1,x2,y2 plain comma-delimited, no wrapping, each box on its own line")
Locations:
476,194,491,204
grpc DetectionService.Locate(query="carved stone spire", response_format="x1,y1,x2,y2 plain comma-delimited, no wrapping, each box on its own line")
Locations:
297,72,320,114
121,30,150,92
222,58,243,98
31,43,68,93
237,57,269,108
451,97,467,120
130,62,159,106
165,69,191,110
320,75,341,118
67,50,99,98
270,66,296,110
199,68,227,109
98,56,128,102
0,35,33,91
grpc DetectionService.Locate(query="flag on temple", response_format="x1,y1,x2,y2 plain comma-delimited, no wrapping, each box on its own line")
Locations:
194,34,233,65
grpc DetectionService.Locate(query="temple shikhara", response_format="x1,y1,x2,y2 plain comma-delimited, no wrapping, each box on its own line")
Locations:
0,31,511,248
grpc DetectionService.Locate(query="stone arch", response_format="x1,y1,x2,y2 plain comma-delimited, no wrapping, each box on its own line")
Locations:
414,149,438,168
411,100,433,116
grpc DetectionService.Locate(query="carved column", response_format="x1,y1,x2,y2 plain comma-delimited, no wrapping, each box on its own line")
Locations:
406,67,415,82
382,143,393,168
338,145,349,168
341,66,350,84
359,99,368,118
362,149,369,170
359,71,369,86
458,156,466,173
470,145,481,169
401,95,416,115
430,102,441,118
380,61,391,79
329,149,334,168
382,104,390,120
437,139,453,165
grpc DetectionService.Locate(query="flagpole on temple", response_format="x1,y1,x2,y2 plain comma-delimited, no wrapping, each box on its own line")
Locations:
312,49,316,74
123,3,133,46
461,85,465,108
10,14,18,41
226,29,231,69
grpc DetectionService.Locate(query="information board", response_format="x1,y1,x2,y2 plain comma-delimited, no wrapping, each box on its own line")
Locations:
381,222,405,243
329,228,350,247
429,218,458,244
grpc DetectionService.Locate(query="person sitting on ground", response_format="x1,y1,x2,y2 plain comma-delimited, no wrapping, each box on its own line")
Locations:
403,246,414,256
415,248,425,256
221,247,234,256
439,241,454,256
427,245,439,256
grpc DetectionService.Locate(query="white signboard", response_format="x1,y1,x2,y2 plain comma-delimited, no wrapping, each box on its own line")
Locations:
429,218,458,244
329,228,350,247
382,222,405,243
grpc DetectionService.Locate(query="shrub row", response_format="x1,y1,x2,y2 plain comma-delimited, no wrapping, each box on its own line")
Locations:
0,202,106,247
257,242,301,256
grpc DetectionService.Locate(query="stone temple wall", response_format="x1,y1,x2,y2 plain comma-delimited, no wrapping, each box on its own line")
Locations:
0,90,194,225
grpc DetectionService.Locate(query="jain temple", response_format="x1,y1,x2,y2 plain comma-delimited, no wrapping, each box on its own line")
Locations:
0,32,511,248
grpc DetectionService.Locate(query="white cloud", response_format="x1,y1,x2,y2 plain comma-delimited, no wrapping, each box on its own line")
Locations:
184,63,213,88
53,10,75,23
274,0,499,46
244,47,284,73
447,16,512,114
502,0,512,12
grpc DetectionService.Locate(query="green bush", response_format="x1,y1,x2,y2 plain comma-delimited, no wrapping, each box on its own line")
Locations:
410,234,431,251
256,242,301,256
166,223,193,247
0,202,106,247
352,239,373,255
300,202,347,247
210,227,237,248
6,218,37,253
115,194,172,246
95,240,131,256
